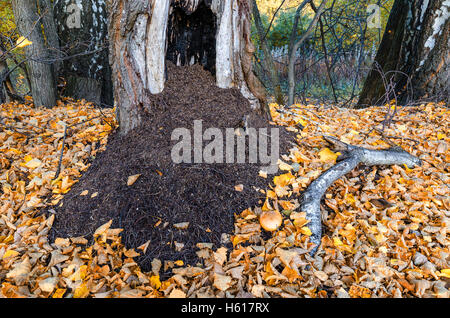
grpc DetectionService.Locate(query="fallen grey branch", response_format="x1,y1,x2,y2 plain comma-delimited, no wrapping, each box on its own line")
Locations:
302,135,422,255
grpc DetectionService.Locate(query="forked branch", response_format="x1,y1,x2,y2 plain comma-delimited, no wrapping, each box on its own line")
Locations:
302,135,421,255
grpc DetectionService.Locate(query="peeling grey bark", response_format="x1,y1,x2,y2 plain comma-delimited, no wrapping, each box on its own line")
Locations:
54,0,113,105
358,0,449,106
303,136,421,255
12,0,57,108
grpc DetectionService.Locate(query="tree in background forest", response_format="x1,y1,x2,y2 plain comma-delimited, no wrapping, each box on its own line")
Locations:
3,0,112,107
358,0,449,106
251,0,395,105
11,0,57,108
54,0,113,106
2,0,448,110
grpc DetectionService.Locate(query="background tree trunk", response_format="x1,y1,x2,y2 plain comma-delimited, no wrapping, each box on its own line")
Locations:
54,0,113,106
109,0,267,135
251,0,284,105
12,0,57,108
358,0,449,107
38,0,60,75
287,0,325,106
0,55,8,104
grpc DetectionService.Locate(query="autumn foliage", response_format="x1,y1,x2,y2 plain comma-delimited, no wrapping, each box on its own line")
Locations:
0,98,448,298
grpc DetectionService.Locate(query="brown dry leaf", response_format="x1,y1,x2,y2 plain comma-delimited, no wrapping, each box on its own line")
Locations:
138,240,151,254
168,288,186,298
213,273,232,291
39,277,59,293
93,220,113,237
214,247,228,266
127,174,141,186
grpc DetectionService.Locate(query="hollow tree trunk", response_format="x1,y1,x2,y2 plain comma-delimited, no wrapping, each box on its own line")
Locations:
54,0,113,106
108,0,267,135
358,0,450,107
12,0,57,108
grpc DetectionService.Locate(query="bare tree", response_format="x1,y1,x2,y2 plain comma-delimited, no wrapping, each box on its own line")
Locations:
287,0,326,106
251,0,284,105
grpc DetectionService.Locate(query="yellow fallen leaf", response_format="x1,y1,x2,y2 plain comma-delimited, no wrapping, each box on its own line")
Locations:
3,250,19,260
300,226,312,236
273,172,295,187
333,237,343,246
16,36,33,48
318,148,340,163
52,288,66,298
73,283,89,298
438,269,450,279
150,275,162,289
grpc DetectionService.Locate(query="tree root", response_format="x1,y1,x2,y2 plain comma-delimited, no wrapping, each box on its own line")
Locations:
302,135,422,255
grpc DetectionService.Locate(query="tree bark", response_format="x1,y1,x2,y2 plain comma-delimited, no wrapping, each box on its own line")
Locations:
108,0,267,135
12,0,57,108
358,0,450,107
287,0,325,106
38,0,60,74
251,0,284,105
304,136,421,255
54,0,113,106
0,55,8,104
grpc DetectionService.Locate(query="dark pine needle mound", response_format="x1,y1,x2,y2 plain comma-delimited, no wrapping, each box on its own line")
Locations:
48,62,293,274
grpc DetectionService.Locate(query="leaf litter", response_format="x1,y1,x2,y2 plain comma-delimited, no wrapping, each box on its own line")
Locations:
0,79,449,298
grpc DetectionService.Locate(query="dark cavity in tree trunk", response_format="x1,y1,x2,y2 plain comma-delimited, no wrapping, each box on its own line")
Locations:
109,0,267,135
167,2,217,76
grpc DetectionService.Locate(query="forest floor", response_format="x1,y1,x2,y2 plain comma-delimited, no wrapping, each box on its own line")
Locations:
0,91,448,297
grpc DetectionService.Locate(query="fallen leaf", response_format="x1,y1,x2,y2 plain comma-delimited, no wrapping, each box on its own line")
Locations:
127,174,141,186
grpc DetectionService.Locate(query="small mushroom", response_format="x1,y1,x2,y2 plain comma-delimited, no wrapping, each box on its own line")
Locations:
259,210,283,232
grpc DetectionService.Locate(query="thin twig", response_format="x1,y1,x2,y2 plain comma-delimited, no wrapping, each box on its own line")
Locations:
53,123,68,180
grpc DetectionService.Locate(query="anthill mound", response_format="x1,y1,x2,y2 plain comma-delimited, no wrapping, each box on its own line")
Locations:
49,62,293,275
